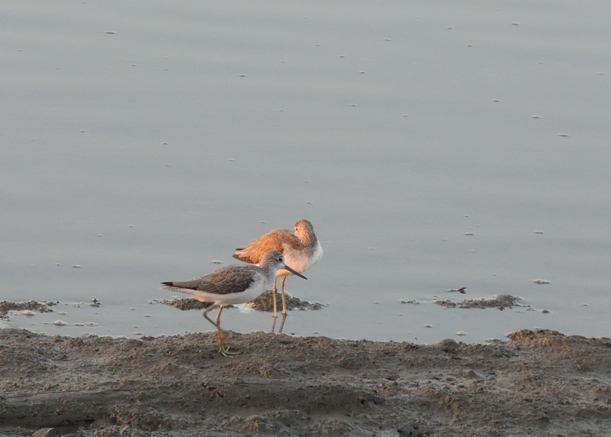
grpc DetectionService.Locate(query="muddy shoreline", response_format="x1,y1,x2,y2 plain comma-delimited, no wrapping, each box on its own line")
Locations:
1,326,610,436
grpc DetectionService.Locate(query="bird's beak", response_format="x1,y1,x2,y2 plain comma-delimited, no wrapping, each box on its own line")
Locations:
284,264,307,279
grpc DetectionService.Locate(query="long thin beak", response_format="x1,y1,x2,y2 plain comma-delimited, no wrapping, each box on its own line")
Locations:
283,264,307,280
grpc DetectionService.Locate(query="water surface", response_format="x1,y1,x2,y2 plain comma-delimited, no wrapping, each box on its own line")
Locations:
2,1,610,343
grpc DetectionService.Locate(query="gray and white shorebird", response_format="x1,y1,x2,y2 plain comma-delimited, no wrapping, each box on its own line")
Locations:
162,250,306,356
233,219,323,317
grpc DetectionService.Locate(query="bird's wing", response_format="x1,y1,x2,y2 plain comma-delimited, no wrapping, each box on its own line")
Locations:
233,228,297,263
164,265,257,295
202,266,257,295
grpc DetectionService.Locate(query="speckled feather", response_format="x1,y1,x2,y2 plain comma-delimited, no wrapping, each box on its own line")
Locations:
162,250,306,307
162,264,261,295
162,250,306,355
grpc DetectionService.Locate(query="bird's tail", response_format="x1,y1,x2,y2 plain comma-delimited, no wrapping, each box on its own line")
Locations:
233,248,258,264
161,283,214,303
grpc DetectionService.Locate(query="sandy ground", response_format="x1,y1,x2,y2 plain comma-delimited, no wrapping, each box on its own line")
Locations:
1,307,611,437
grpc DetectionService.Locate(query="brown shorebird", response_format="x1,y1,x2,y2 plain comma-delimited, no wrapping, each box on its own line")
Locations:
233,219,323,317
162,250,306,356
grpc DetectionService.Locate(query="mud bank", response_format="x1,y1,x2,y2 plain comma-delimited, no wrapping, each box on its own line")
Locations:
1,328,610,436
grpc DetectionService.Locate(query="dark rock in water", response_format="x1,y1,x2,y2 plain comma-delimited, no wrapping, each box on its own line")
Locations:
161,291,325,313
251,290,325,311
164,297,215,311
0,300,56,318
434,294,522,310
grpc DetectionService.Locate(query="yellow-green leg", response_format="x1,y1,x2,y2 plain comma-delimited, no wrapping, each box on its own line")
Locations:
215,305,224,325
202,304,234,357
279,276,288,315
271,278,279,318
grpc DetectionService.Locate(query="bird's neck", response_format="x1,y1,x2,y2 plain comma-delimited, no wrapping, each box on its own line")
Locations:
297,231,315,246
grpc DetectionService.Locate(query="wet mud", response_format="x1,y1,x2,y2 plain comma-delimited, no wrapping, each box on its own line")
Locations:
1,327,610,436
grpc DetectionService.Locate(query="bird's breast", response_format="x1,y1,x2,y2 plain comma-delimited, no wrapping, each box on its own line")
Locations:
279,240,323,275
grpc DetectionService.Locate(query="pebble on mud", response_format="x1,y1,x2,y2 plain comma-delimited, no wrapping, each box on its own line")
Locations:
33,428,61,437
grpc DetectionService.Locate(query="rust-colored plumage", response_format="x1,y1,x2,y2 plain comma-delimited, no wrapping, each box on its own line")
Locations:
233,219,323,316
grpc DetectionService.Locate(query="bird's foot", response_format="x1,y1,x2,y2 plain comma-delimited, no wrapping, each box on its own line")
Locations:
218,346,238,357
217,331,239,357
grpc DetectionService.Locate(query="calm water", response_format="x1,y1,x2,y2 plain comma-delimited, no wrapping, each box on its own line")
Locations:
2,1,610,343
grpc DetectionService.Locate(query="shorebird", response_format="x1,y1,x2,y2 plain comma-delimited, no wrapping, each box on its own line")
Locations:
233,219,323,317
162,250,306,356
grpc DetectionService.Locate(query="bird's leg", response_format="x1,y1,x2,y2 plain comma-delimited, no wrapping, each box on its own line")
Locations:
214,305,224,325
280,275,288,315
202,304,235,357
202,304,219,331
271,277,278,318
